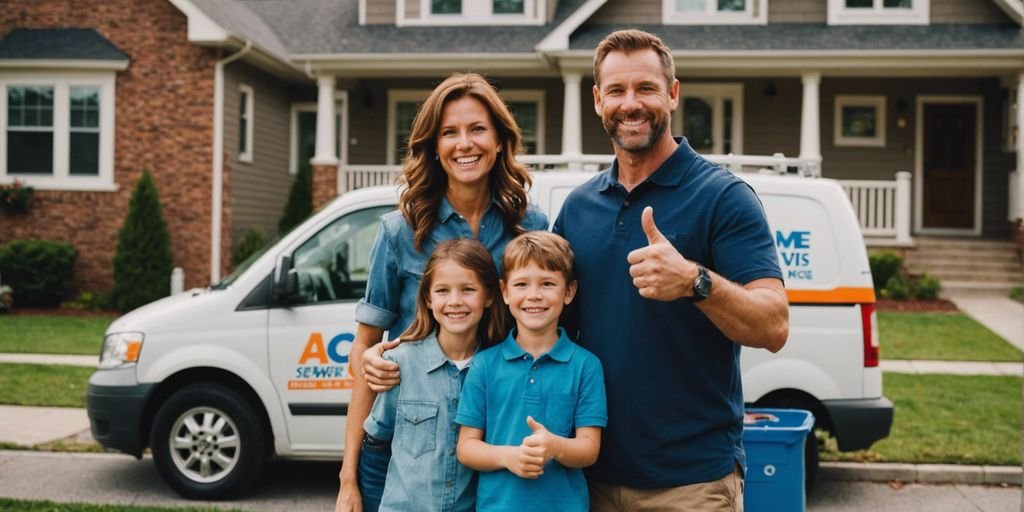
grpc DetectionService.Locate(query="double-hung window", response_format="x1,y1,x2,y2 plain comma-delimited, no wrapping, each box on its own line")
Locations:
828,0,928,24
663,0,767,24
399,0,542,25
239,84,254,163
0,72,116,190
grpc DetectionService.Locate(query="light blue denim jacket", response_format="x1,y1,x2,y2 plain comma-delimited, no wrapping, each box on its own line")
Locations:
364,334,478,512
355,195,548,339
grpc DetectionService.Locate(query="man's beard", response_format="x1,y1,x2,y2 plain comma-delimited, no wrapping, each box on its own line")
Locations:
603,108,669,154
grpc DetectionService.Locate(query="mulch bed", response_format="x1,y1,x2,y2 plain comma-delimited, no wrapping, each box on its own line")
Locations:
4,308,119,318
875,298,959,312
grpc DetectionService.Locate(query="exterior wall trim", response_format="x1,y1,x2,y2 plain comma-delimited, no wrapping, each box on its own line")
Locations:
0,59,129,71
913,95,984,237
536,0,609,51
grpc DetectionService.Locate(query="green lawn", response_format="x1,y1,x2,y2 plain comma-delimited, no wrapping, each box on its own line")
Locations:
0,499,243,512
0,363,93,407
0,315,112,355
879,311,1023,361
821,373,1022,466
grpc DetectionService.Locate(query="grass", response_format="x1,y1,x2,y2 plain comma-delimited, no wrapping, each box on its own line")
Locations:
0,498,244,512
0,363,93,407
0,315,112,355
821,373,1022,466
879,311,1023,362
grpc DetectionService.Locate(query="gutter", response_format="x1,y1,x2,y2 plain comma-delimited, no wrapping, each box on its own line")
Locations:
210,40,252,284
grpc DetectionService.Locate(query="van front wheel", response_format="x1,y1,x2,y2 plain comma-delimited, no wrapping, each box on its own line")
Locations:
151,383,265,499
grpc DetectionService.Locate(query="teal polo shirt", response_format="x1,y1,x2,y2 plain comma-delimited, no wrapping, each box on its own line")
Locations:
455,328,607,512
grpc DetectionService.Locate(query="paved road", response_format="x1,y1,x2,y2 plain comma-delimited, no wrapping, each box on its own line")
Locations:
0,451,1019,511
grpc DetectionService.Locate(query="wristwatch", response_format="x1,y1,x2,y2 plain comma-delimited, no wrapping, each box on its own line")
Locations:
692,264,712,302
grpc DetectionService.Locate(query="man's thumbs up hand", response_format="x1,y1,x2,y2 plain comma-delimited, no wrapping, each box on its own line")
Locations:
628,207,697,301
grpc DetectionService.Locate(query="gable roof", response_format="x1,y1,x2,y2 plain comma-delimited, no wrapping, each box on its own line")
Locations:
0,28,129,61
190,0,290,59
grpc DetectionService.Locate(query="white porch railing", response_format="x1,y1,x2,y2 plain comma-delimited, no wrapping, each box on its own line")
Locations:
839,171,912,245
338,157,909,243
1010,170,1022,221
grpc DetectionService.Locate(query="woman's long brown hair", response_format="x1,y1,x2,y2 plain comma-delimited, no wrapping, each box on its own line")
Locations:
398,73,533,251
399,239,510,347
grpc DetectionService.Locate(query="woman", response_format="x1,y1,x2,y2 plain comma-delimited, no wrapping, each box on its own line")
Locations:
335,73,548,512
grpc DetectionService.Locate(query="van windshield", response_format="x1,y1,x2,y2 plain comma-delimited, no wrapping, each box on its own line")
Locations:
211,236,279,290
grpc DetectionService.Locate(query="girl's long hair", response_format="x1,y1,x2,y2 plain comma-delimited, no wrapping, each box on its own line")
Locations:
399,239,510,347
398,73,533,251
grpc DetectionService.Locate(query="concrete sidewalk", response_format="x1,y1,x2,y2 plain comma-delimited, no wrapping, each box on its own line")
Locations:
948,295,1024,353
0,353,96,367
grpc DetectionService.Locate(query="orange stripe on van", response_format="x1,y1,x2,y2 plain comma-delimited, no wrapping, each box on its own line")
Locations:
786,287,876,304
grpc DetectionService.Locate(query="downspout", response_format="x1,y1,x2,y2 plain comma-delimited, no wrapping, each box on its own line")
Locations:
210,40,252,284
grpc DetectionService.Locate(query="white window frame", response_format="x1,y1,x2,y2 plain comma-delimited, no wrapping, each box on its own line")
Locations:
387,88,546,164
834,95,886,147
672,83,744,155
663,0,767,25
501,89,545,155
0,71,116,191
398,0,544,26
290,92,348,175
828,0,929,25
238,84,254,163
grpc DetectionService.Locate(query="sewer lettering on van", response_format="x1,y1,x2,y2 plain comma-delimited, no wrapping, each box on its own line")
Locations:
289,332,356,390
775,230,813,281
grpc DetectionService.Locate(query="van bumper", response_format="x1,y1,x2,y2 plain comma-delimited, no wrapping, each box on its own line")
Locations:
823,396,894,451
86,366,154,459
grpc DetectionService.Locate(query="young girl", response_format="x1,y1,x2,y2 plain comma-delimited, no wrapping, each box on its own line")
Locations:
362,238,509,512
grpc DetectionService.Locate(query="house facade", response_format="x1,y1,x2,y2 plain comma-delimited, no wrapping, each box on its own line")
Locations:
1,0,1023,293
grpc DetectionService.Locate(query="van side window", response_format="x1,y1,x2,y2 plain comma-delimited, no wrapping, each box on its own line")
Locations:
290,205,394,305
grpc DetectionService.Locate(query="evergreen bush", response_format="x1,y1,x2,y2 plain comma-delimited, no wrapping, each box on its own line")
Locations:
232,228,269,267
112,170,173,312
278,160,312,235
868,251,903,291
0,239,77,307
911,273,941,300
883,275,910,300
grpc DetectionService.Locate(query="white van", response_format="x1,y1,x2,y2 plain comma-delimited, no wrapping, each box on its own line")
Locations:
86,157,892,499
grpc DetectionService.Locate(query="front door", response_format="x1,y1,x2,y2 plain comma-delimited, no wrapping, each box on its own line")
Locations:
921,103,976,230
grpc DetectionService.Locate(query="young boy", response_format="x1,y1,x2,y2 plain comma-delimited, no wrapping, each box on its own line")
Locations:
455,231,607,511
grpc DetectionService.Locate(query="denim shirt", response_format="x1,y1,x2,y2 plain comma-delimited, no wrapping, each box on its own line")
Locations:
364,334,477,512
355,195,548,339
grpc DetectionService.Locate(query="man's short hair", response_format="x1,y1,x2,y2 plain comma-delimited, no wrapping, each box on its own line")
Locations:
502,231,575,282
593,29,675,90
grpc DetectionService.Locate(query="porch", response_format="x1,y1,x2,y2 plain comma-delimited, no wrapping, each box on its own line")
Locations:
333,154,917,246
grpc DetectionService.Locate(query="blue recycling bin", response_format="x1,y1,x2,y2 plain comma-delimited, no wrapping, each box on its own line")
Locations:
743,408,815,512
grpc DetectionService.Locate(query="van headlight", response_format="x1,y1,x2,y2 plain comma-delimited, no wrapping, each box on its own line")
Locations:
99,332,144,369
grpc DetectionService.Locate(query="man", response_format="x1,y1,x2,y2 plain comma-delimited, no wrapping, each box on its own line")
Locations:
551,29,789,511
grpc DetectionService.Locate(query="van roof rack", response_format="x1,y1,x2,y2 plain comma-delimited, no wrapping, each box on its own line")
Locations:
704,153,821,178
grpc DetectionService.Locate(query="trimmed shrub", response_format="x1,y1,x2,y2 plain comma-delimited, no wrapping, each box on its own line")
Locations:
883,275,910,300
0,239,77,308
232,228,269,267
112,170,173,312
868,251,903,292
278,160,312,234
912,273,941,300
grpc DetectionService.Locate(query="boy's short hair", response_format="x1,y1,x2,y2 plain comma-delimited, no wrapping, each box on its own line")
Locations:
502,231,574,282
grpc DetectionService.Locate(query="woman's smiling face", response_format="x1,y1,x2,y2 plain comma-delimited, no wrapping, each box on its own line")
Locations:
436,96,500,190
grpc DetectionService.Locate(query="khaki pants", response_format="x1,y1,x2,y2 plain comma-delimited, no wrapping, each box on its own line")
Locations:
590,465,744,512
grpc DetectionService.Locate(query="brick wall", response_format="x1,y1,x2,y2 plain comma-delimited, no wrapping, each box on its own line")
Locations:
0,0,221,293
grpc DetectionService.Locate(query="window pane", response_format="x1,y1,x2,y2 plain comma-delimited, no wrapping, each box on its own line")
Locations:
718,0,745,11
676,0,705,11
8,86,53,128
7,131,54,174
70,87,100,128
845,0,873,7
883,0,911,7
70,132,99,175
723,99,733,154
395,101,419,163
493,0,524,14
842,106,877,137
239,91,249,154
507,101,538,154
432,0,460,14
683,97,713,151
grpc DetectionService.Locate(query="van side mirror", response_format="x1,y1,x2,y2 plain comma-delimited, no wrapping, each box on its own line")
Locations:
273,256,299,303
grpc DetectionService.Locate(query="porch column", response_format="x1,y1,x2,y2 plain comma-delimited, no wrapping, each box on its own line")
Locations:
1015,72,1024,245
312,75,340,208
561,72,583,170
895,171,912,244
799,72,822,174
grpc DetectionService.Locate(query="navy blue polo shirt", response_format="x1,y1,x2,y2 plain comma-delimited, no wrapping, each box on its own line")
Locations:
552,138,783,488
